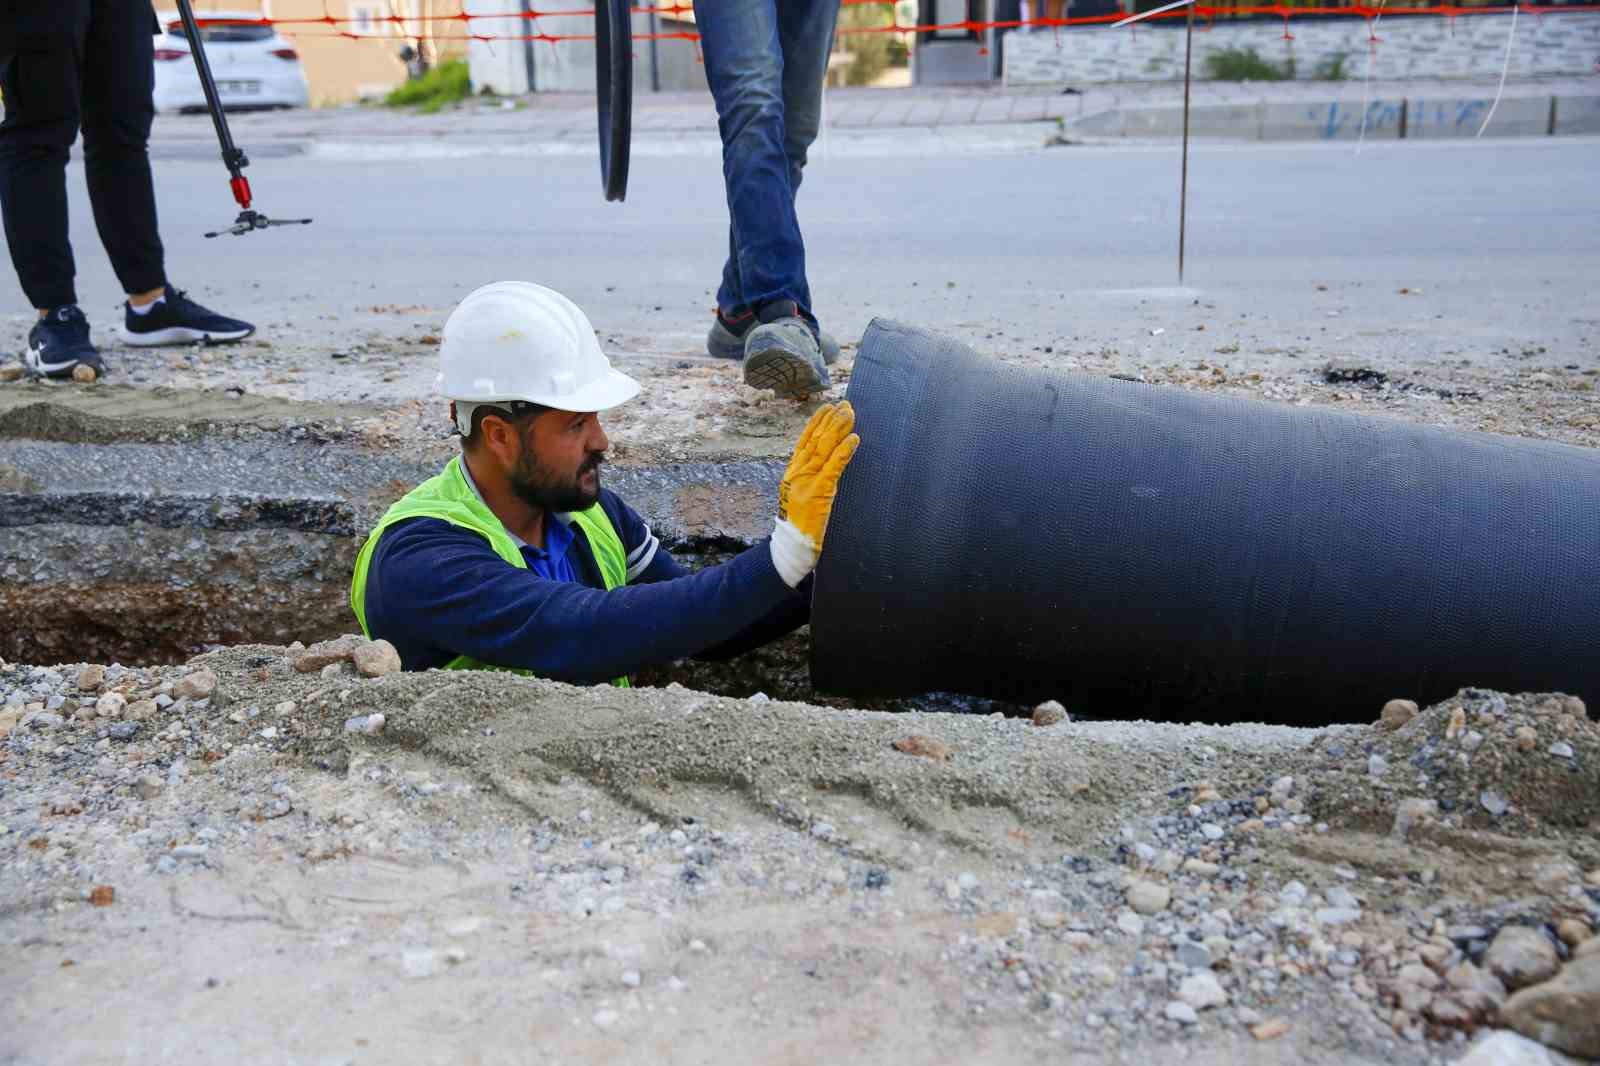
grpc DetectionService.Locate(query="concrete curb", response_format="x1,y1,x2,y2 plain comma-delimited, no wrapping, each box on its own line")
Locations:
1066,93,1600,141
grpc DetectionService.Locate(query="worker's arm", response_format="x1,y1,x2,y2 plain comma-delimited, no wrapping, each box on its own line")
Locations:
364,517,799,683
600,493,813,661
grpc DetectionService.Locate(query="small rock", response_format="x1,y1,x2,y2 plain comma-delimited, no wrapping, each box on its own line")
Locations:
71,363,97,383
1316,908,1362,927
95,692,125,718
353,639,402,678
134,775,163,800
1557,920,1592,948
125,699,157,721
1164,1001,1199,1025
1116,910,1145,937
173,669,218,700
1517,726,1540,752
1446,706,1468,738
1501,954,1600,1058
1388,797,1440,838
89,885,114,907
292,636,361,673
592,1009,620,1029
1250,1018,1290,1041
1461,730,1484,752
1485,926,1562,991
343,713,386,735
107,722,138,742
1182,858,1220,879
1200,823,1224,841
1367,754,1388,777
1398,963,1443,990
0,363,24,382
1279,881,1309,906
810,822,836,840
1454,1031,1586,1066
1379,699,1418,730
891,734,949,761
29,712,65,730
1178,971,1229,1010
621,970,641,988
1270,775,1294,802
1176,941,1212,970
272,701,297,717
1480,790,1510,817
401,949,440,979
1127,880,1171,915
1424,996,1476,1028
1031,700,1068,726
1325,885,1360,910
77,665,105,692
171,844,208,860
1549,741,1576,760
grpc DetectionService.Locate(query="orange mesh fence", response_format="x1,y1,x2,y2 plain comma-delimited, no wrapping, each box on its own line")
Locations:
180,1,1600,45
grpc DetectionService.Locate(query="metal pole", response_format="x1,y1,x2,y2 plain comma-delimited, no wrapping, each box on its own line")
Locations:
649,10,661,93
174,0,252,207
1178,0,1193,284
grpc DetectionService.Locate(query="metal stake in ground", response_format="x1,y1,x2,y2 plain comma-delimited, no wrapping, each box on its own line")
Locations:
172,0,311,237
1178,0,1194,284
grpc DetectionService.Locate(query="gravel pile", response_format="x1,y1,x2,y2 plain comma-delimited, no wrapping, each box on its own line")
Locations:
3,646,1597,1063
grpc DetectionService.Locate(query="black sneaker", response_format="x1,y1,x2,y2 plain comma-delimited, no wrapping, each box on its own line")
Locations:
24,306,104,379
709,307,839,365
120,288,254,347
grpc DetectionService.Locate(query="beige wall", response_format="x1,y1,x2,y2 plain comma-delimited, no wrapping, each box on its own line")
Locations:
180,0,464,106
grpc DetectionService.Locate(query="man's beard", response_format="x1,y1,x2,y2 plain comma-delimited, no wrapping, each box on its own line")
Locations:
509,446,604,513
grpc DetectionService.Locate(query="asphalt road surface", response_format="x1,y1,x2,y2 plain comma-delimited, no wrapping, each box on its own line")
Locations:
9,133,1599,364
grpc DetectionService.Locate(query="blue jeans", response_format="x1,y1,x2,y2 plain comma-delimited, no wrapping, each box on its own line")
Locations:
693,0,839,325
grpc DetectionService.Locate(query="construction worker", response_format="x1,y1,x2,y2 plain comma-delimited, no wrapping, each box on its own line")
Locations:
351,281,860,682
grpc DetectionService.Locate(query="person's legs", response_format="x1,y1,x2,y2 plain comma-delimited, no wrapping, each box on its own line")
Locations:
777,0,839,213
693,0,808,318
81,0,166,303
0,0,90,312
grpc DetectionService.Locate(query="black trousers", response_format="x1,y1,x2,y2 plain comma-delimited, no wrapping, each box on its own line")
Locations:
0,0,166,310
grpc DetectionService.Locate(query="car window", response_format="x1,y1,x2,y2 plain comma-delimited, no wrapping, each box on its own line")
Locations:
165,21,275,43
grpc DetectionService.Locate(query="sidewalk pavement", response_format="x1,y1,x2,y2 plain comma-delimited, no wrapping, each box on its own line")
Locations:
149,76,1600,157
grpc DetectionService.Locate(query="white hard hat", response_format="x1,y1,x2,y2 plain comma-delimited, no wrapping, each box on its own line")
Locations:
438,281,639,431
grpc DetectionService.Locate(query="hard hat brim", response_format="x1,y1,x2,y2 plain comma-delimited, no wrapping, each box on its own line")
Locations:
556,367,641,413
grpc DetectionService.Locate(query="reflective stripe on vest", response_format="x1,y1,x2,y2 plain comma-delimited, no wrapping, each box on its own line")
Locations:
349,454,631,687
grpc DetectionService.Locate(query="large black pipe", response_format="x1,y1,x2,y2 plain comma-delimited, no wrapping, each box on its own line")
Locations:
810,320,1600,724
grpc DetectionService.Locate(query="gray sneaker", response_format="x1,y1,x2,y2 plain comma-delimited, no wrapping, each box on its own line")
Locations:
709,309,839,365
742,303,829,397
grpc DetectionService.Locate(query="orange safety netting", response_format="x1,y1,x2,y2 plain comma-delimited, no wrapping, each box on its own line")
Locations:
181,1,1599,44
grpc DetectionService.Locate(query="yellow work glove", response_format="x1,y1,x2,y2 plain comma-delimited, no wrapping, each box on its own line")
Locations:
770,401,860,588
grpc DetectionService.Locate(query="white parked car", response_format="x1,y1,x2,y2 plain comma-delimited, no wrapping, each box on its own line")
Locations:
152,12,310,114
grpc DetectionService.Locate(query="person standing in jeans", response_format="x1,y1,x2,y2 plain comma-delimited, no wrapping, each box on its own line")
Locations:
0,0,254,380
696,0,842,399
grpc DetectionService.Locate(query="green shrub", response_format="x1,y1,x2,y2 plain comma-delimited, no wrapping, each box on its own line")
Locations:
1313,51,1350,81
1204,46,1289,82
385,59,472,113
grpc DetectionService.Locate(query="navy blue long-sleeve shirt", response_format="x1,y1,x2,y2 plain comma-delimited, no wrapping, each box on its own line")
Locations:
360,486,810,683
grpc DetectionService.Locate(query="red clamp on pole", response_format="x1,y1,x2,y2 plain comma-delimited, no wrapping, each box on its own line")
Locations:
230,174,253,210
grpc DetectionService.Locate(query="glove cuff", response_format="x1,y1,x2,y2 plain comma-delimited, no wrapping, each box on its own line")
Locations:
769,517,818,589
